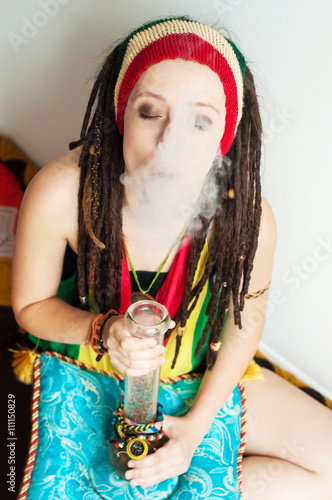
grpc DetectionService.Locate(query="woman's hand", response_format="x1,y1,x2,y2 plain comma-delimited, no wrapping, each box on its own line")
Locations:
124,413,202,488
102,315,168,376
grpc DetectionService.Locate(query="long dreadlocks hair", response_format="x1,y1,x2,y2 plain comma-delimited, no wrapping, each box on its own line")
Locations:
69,19,262,371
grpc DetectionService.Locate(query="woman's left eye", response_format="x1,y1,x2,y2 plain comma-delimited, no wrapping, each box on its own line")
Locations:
139,113,157,120
138,105,161,120
195,115,212,131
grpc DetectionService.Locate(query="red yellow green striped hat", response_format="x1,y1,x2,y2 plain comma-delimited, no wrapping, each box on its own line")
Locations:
114,17,246,155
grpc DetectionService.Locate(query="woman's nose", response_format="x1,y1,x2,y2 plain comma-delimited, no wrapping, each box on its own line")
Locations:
157,115,185,152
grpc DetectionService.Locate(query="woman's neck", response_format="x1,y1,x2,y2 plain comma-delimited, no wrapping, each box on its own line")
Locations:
122,204,190,273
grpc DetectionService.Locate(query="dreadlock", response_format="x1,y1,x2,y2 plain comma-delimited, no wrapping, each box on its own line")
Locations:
69,44,125,313
69,24,262,371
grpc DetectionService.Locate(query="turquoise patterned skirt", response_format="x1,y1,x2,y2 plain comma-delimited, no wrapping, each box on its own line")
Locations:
19,353,247,500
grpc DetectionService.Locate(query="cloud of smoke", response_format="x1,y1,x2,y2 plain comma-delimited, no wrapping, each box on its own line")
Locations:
120,152,229,242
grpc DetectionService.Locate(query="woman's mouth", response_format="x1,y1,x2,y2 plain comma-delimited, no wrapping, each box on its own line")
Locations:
155,172,175,180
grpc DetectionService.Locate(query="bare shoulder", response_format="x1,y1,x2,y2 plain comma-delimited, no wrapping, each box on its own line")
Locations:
206,197,277,257
12,148,82,311
19,147,82,249
248,196,277,289
25,147,81,206
257,196,277,255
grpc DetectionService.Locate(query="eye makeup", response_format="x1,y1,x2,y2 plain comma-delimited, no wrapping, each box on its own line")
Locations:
195,115,212,130
138,105,161,120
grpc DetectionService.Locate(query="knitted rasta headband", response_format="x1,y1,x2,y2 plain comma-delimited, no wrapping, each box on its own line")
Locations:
114,17,246,155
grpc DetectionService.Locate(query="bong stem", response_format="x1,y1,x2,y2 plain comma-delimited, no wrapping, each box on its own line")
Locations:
124,362,162,424
123,301,170,424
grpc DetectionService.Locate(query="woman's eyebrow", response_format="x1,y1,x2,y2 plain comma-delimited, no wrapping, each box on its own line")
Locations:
135,92,219,115
135,91,166,102
195,102,220,115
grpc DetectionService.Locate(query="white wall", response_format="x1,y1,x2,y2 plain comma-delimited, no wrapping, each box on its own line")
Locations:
1,0,331,397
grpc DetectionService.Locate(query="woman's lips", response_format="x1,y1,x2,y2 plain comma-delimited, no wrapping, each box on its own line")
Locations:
155,172,175,180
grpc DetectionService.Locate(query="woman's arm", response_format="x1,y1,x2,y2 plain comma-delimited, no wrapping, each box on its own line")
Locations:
11,150,166,373
11,150,96,344
186,196,277,439
125,197,277,487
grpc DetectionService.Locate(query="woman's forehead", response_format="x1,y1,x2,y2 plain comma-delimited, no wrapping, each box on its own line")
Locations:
131,59,226,105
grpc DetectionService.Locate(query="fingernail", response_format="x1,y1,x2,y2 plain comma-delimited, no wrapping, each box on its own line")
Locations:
159,346,166,354
126,471,133,480
159,357,165,365
130,479,138,487
149,340,157,348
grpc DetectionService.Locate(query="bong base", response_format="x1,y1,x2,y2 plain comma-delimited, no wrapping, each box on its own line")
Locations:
109,434,166,479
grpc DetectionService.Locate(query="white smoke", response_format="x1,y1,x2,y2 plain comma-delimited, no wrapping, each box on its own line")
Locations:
121,154,228,239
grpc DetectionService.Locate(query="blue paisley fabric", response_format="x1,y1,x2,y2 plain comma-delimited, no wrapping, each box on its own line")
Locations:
23,353,244,499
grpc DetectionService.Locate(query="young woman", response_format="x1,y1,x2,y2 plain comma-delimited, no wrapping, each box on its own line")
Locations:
12,16,332,499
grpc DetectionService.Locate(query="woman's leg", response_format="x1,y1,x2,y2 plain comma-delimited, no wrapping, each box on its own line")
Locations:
241,367,332,499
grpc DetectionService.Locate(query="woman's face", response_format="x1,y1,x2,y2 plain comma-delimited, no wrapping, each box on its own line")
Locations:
122,58,226,210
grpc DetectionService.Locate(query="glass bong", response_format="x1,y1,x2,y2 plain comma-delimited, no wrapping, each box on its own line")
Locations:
109,300,171,478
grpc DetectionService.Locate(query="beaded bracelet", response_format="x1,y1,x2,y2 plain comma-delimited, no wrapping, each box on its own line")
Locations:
111,403,166,451
115,403,164,434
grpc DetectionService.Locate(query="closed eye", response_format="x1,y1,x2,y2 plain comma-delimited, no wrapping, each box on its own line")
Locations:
139,112,158,120
195,115,212,131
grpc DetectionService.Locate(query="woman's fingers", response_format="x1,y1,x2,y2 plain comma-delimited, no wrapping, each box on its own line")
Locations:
110,351,165,375
127,465,179,488
103,315,168,375
108,329,165,374
110,358,158,377
124,415,201,487
169,320,176,329
112,324,165,356
118,334,158,352
117,342,165,360
125,441,186,487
